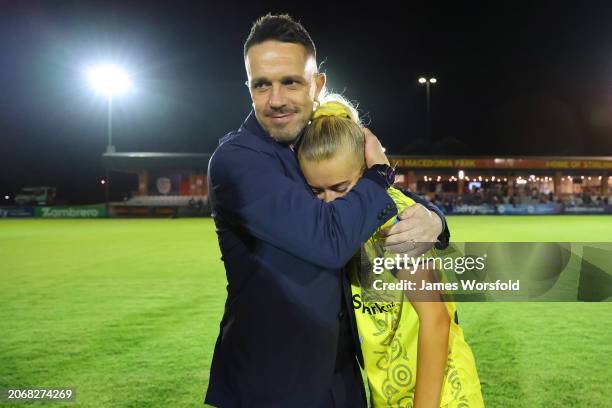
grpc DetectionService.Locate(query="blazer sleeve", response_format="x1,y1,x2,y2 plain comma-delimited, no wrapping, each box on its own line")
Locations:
209,143,397,269
396,187,451,249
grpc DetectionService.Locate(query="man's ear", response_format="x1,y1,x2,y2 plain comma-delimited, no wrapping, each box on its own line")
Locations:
244,77,254,98
244,55,254,98
314,72,326,100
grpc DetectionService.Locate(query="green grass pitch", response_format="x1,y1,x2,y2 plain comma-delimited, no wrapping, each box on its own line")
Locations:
0,216,611,407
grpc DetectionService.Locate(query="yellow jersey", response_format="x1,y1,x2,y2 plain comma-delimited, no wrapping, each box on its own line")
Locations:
349,187,484,407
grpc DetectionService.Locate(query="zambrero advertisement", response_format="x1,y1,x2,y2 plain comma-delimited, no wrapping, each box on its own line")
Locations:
35,205,106,218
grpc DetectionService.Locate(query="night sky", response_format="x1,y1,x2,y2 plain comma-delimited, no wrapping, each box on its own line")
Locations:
1,1,612,203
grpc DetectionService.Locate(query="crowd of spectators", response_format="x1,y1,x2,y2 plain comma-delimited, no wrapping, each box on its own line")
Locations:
419,186,610,213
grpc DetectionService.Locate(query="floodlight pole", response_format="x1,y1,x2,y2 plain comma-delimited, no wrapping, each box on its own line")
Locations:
105,94,115,218
418,77,436,141
107,94,114,153
425,81,431,142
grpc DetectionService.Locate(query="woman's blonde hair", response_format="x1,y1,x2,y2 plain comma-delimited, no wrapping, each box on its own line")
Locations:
297,93,365,169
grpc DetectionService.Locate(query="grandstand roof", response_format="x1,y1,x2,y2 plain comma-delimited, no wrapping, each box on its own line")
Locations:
102,152,211,172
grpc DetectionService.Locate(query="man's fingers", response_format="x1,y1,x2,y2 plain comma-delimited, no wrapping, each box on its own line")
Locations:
398,204,419,220
380,203,440,250
383,229,421,246
363,127,390,167
381,219,418,237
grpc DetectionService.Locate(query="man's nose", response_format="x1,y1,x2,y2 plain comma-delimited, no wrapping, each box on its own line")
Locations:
268,84,287,109
323,191,341,203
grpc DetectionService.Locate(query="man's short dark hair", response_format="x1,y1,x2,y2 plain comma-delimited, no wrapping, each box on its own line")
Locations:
244,14,316,59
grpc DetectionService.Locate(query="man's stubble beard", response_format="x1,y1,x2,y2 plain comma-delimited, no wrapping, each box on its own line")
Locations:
264,114,310,144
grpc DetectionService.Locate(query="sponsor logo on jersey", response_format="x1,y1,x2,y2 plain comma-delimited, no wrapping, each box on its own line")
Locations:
352,293,399,315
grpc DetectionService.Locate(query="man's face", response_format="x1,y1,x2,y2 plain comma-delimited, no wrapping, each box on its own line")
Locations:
245,41,326,143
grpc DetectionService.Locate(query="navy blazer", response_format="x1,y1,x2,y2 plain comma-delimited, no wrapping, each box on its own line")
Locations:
205,112,449,407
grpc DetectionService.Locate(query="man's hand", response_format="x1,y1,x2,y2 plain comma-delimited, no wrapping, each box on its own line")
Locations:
380,204,443,256
363,128,390,167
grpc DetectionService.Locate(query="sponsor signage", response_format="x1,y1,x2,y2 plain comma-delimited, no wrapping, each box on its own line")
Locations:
450,204,496,215
0,207,35,218
447,203,611,215
35,205,106,218
563,206,606,214
113,206,177,218
497,204,561,215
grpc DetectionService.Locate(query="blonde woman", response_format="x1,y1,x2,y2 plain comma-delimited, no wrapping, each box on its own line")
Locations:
297,95,484,408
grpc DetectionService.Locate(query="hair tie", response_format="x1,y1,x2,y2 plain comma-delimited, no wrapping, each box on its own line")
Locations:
313,101,351,120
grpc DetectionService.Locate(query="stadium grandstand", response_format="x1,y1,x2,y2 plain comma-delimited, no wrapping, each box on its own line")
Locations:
390,156,612,214
102,153,612,217
102,152,210,217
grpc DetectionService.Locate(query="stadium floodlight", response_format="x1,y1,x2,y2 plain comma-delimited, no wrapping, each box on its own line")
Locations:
429,77,437,84
85,63,133,153
418,77,427,84
86,64,132,97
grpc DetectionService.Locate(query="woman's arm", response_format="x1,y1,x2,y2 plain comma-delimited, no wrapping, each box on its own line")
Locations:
396,267,451,408
412,300,450,408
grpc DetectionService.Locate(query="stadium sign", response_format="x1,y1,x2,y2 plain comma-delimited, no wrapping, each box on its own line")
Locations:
451,204,496,215
35,205,106,218
497,204,561,215
0,207,35,218
112,206,178,218
446,203,611,215
389,156,612,170
563,206,606,214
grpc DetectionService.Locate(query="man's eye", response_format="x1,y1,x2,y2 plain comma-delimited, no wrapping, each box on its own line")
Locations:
311,189,322,195
283,80,300,88
333,187,348,193
253,83,270,90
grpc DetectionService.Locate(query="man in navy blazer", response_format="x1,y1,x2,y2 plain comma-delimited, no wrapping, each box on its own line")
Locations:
205,14,450,408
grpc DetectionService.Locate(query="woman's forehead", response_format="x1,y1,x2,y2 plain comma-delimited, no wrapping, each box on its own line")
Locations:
301,153,362,185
